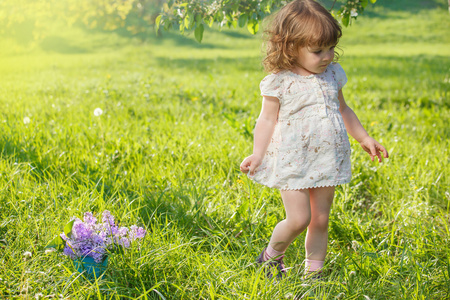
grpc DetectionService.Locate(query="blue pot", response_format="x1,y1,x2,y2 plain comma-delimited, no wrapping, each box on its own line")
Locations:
74,256,108,277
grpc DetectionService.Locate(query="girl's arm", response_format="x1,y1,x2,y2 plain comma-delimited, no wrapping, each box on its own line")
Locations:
338,90,389,162
240,96,280,175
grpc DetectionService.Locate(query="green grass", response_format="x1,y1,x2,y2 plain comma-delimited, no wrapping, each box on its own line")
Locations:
0,0,449,298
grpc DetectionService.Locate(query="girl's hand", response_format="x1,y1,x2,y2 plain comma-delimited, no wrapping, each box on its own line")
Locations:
240,154,263,175
360,136,389,162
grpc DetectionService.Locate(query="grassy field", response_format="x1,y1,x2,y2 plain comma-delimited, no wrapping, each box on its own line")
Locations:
0,0,449,298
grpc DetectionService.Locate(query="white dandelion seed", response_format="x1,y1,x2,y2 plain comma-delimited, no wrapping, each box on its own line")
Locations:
45,248,56,254
336,293,345,299
352,240,360,251
21,284,30,293
23,251,32,258
23,117,31,124
93,108,103,116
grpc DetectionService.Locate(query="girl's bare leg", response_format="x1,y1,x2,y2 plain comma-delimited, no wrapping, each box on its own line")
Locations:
268,189,311,252
305,186,335,261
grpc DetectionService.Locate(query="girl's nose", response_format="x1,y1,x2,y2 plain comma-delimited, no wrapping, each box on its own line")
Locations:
324,50,334,61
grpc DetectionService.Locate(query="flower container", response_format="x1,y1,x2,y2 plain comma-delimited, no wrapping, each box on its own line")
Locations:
75,256,108,277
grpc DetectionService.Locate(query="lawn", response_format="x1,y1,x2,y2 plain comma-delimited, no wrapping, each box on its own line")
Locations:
0,0,449,298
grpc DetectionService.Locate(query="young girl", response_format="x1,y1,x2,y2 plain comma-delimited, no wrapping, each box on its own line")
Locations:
240,0,388,280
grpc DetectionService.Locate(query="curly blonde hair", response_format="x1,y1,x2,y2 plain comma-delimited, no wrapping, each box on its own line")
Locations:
263,0,342,73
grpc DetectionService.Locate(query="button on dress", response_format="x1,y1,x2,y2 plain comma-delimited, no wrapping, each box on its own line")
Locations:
249,63,352,190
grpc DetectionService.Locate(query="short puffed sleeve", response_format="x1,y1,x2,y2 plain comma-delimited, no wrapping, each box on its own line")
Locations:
333,63,348,90
260,74,283,102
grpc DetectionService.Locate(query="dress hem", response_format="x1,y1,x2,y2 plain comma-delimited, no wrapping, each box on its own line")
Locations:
249,177,351,191
279,181,350,191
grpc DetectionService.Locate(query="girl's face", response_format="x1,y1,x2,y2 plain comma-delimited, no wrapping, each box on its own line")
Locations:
295,45,336,75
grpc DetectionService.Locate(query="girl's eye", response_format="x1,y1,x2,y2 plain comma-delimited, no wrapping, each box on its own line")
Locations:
314,50,322,54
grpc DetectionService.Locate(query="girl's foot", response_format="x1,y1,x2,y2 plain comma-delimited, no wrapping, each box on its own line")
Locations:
256,248,287,279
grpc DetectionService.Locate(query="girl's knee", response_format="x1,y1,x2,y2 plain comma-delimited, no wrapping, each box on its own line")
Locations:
310,214,330,231
287,215,311,233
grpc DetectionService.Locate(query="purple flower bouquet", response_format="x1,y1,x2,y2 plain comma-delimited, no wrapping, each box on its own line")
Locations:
47,210,146,276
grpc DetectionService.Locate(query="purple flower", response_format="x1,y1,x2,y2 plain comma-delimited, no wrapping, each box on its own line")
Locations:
92,233,105,245
72,221,92,240
110,226,119,235
136,228,146,239
84,212,97,226
104,236,113,245
91,250,105,263
60,232,68,241
118,227,128,237
79,243,93,257
63,244,77,260
119,237,131,248
60,210,145,262
130,225,146,240
84,244,106,263
102,210,115,227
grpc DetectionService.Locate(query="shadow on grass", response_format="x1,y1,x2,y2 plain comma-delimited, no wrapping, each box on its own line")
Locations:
92,25,226,50
219,30,254,40
153,56,263,73
35,23,231,54
40,36,88,54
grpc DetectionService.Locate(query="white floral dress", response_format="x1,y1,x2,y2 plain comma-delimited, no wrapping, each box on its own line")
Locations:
249,63,352,190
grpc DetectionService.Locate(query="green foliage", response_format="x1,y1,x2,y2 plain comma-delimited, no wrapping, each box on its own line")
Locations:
157,0,378,39
45,235,64,251
44,219,74,251
194,23,204,43
63,219,75,238
0,1,449,298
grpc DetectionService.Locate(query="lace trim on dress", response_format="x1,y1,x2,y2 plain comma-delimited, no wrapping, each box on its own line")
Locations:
279,179,351,191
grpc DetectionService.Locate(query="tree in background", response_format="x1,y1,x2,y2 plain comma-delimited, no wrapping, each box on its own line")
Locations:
64,0,165,34
0,0,376,43
0,0,164,41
